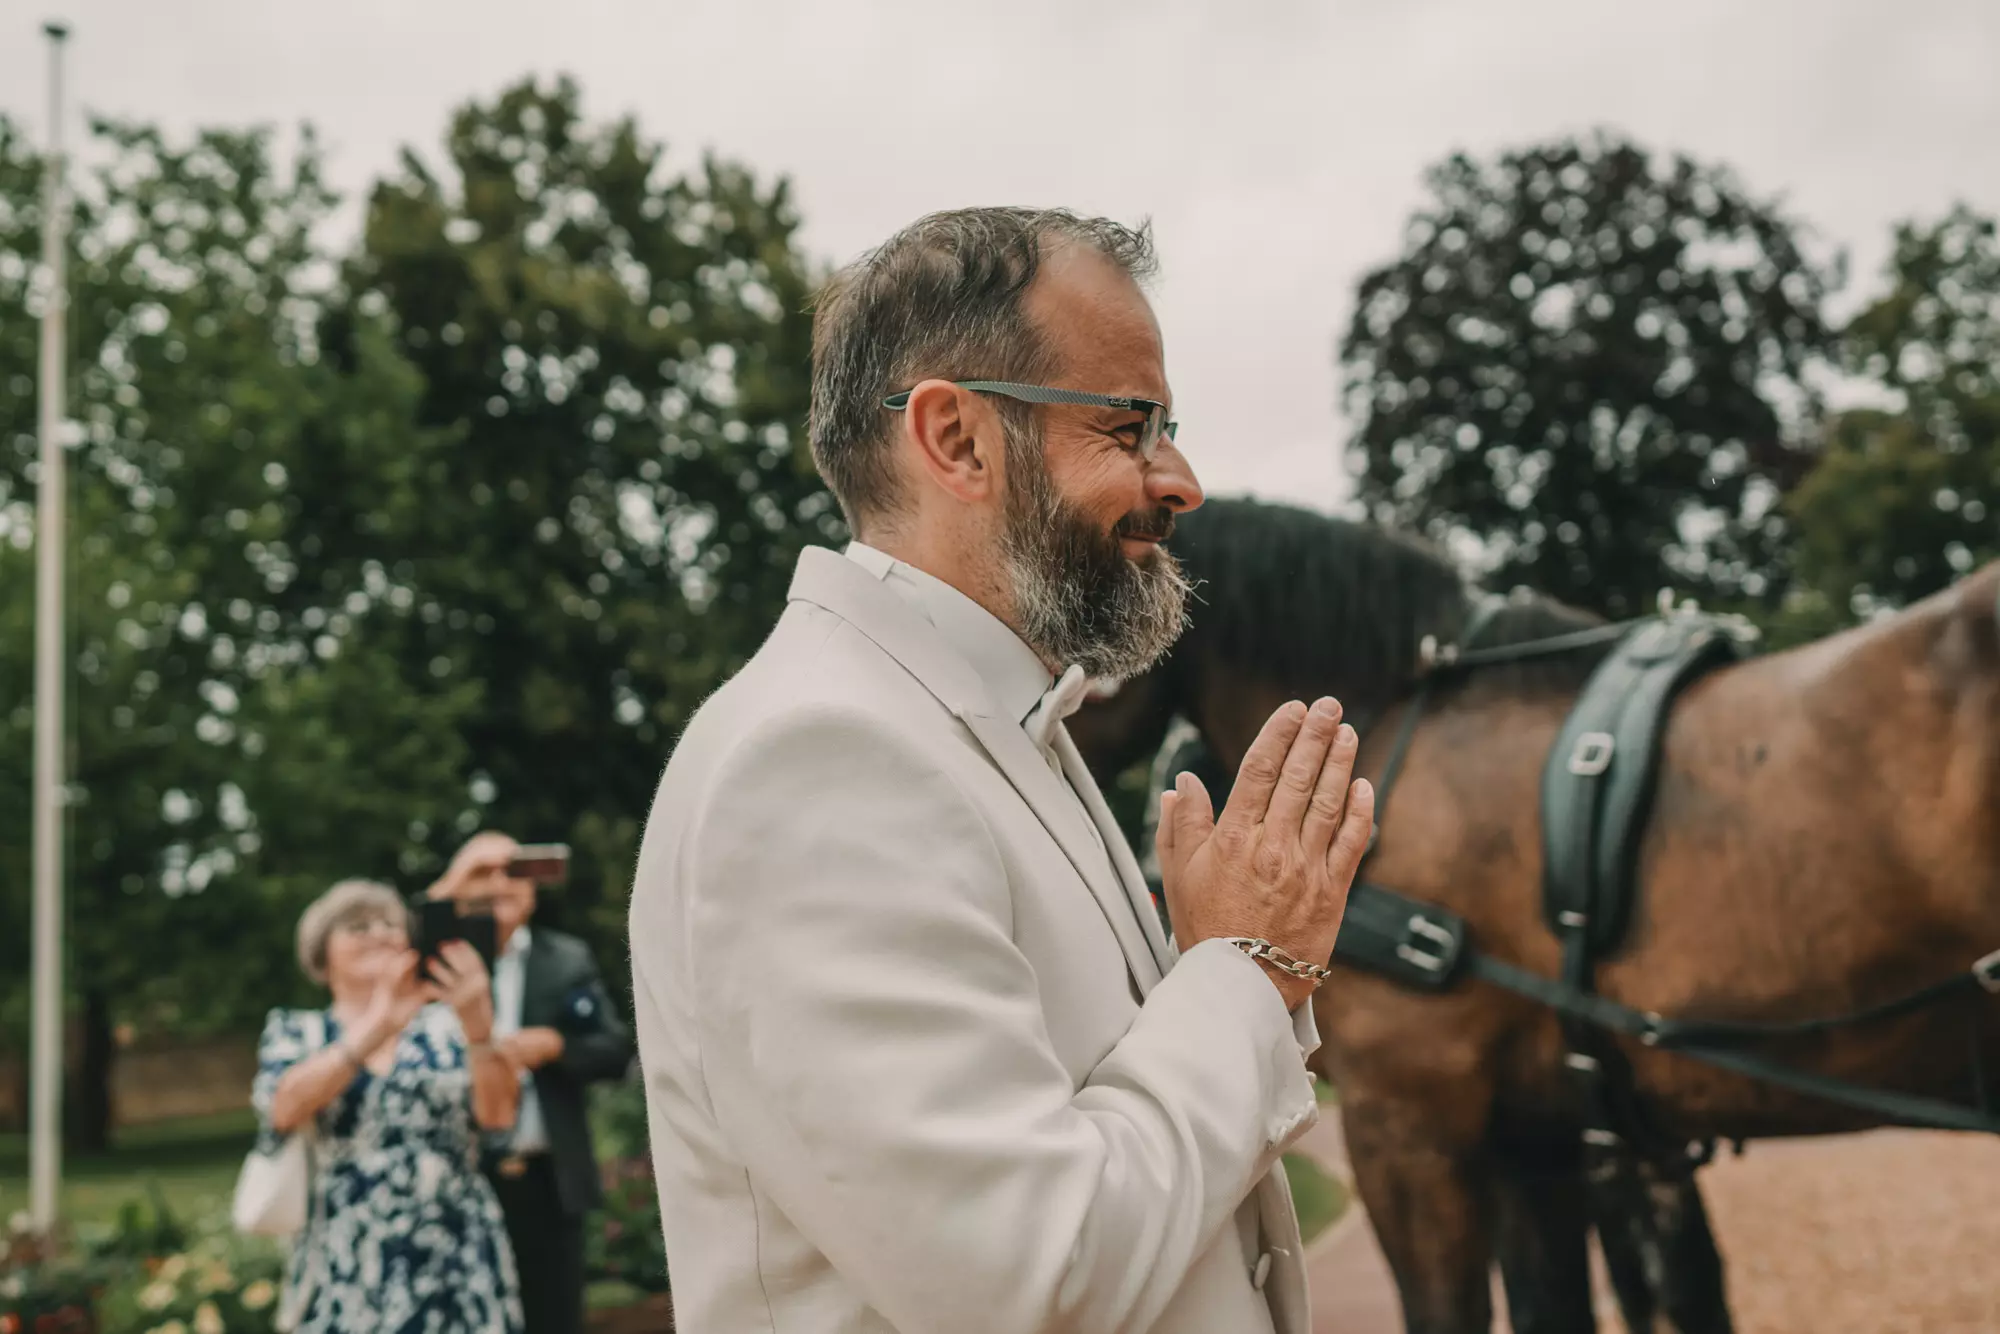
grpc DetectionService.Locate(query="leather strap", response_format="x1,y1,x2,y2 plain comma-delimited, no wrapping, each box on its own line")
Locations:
1540,616,1751,954
1333,882,2000,1138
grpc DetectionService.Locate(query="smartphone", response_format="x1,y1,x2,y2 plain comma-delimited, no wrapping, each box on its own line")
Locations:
506,843,570,885
412,896,499,979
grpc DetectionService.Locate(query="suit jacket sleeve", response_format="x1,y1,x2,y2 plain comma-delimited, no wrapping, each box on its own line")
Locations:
547,938,635,1085
681,707,1318,1334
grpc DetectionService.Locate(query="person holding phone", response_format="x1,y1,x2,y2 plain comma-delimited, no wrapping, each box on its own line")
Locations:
427,832,635,1334
253,879,523,1334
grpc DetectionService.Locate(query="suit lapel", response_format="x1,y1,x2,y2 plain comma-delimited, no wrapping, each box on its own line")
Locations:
790,548,991,715
790,547,1164,994
960,714,1164,994
1053,725,1177,980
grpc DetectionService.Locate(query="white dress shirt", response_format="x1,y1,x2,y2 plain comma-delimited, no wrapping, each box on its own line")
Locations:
490,924,548,1153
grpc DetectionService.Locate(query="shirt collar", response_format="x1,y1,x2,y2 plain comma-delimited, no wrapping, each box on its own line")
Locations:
844,542,1053,726
501,923,533,961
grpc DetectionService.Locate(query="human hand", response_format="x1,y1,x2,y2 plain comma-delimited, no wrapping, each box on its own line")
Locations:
1155,698,1374,1010
498,1027,565,1073
428,941,496,1044
357,949,430,1053
424,835,520,905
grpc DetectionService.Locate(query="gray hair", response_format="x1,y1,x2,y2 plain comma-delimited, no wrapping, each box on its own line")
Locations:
807,207,1159,532
295,879,407,984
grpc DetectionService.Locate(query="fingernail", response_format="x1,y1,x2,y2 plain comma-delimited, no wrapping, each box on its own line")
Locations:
1338,723,1357,746
1354,778,1372,798
1311,697,1338,717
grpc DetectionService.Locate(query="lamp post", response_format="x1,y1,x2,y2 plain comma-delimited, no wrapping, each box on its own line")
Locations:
29,16,72,1232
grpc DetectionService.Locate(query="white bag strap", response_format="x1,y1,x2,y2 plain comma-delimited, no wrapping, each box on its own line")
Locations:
295,1010,332,1242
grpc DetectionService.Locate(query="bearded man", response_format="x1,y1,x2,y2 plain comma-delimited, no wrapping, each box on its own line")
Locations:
628,208,1373,1334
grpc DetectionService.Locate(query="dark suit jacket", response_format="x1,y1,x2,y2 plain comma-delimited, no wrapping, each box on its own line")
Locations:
510,926,635,1217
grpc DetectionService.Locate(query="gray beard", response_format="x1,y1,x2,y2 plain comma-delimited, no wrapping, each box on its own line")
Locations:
999,439,1191,682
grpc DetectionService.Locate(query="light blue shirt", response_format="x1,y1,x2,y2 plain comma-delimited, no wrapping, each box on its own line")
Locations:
490,924,548,1153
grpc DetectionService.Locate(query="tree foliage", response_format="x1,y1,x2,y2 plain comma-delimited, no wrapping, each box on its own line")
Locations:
0,77,848,1132
1782,204,2000,633
346,75,839,949
0,114,478,1139
1340,131,1841,618
1,77,844,1140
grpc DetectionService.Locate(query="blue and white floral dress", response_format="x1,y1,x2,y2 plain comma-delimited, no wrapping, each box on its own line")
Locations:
253,1003,525,1334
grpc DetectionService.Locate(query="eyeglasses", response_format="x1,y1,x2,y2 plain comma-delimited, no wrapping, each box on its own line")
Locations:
333,914,403,938
882,380,1178,463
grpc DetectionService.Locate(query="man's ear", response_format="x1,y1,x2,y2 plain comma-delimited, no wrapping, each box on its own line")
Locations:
899,379,1001,505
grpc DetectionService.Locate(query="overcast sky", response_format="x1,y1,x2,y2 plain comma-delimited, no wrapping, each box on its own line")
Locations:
5,0,1995,512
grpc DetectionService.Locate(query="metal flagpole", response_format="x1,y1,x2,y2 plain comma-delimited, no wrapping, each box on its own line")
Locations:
29,17,72,1233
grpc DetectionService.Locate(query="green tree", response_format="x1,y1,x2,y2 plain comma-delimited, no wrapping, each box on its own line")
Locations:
1340,130,1841,618
0,114,475,1146
348,76,838,955
1781,204,2000,636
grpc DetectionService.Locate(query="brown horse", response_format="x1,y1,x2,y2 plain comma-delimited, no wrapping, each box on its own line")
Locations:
1068,496,2000,1334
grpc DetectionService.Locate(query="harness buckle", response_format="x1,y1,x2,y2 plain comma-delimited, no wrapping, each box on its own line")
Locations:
1394,915,1455,974
1568,732,1615,777
1417,634,1460,677
1974,948,2000,993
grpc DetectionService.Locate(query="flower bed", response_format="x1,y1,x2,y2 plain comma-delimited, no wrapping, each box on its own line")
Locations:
2,1189,286,1334
93,1237,286,1334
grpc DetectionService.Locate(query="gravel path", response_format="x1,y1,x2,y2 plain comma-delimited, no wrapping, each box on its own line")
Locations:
1302,1127,2000,1333
1699,1130,2000,1334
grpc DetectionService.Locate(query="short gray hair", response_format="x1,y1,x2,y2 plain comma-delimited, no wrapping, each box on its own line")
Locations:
807,207,1158,531
295,879,407,984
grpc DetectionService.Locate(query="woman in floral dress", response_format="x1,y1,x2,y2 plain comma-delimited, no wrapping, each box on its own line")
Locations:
254,879,525,1334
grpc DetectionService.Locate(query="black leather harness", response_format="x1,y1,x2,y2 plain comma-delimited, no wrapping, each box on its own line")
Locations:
1329,600,2000,1153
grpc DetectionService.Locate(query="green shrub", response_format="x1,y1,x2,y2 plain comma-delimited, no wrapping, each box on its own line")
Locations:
589,1074,650,1163
82,1186,191,1268
0,1216,106,1334
588,1157,668,1295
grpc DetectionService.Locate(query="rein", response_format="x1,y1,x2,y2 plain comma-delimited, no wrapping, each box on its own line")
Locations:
1353,596,2000,1141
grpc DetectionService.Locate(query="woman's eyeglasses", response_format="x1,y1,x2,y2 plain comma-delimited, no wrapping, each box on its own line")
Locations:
333,914,404,938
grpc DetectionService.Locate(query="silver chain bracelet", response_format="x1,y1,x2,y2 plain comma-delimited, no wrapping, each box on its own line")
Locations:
1221,937,1336,987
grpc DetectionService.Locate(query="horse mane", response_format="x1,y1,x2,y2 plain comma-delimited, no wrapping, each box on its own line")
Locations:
1165,497,1611,711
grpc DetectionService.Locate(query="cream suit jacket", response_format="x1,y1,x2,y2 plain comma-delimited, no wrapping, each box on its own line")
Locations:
628,544,1322,1333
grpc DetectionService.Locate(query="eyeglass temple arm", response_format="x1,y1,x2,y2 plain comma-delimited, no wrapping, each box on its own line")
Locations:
881,382,1155,412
